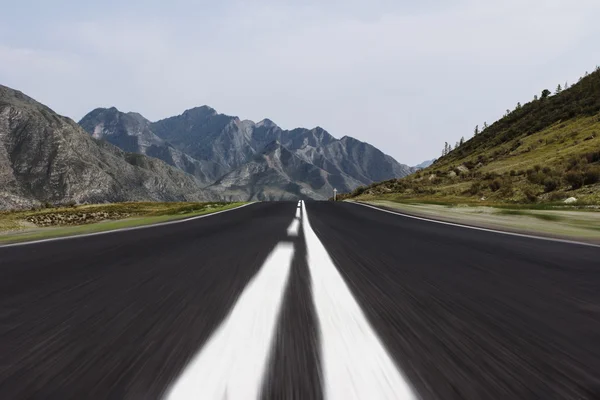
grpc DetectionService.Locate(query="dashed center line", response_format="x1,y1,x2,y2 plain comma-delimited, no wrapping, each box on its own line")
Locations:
166,202,416,400
302,201,417,400
164,244,294,400
287,218,300,236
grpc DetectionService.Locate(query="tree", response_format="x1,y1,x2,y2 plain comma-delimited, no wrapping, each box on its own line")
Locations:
565,81,569,90
505,109,510,117
455,141,459,149
443,142,449,156
448,144,453,153
460,136,465,146
474,125,479,136
483,122,488,130
541,89,551,99
555,84,562,94
534,95,538,101
516,102,522,110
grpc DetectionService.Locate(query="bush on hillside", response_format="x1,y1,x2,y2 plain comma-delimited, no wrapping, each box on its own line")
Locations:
565,171,584,189
543,177,560,192
468,182,481,195
584,167,600,185
489,179,502,192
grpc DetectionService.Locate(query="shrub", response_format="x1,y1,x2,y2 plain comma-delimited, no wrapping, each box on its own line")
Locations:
351,186,366,196
524,189,538,203
489,179,502,192
468,182,481,195
527,171,545,185
534,165,542,172
585,151,600,164
543,178,559,192
584,167,600,185
542,167,552,174
565,171,584,189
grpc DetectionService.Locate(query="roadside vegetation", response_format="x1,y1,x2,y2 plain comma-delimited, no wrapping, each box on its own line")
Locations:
0,201,245,244
340,67,600,207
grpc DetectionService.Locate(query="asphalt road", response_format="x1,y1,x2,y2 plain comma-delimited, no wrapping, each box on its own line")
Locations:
1,201,599,399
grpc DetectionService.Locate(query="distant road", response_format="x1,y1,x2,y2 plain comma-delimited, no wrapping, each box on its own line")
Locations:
1,201,599,399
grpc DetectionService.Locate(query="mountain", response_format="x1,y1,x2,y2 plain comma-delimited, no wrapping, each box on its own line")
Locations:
79,106,414,200
208,141,363,201
342,67,600,204
0,85,209,210
79,108,219,184
414,159,436,169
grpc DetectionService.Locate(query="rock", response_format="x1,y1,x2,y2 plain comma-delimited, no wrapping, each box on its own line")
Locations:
480,196,486,201
457,165,469,174
0,84,212,210
448,171,457,178
564,197,578,204
428,174,437,181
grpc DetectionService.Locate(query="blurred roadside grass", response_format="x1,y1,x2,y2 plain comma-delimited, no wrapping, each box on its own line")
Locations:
0,201,246,244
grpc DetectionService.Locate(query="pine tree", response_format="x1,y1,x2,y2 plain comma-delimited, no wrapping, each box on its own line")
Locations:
443,142,449,156
455,141,459,149
565,81,569,90
534,95,538,101
448,144,453,153
474,125,479,136
555,84,562,94
516,102,522,110
541,89,551,99
483,122,488,130
460,136,465,146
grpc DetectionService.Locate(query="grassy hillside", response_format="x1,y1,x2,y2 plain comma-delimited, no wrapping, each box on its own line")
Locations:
342,68,600,205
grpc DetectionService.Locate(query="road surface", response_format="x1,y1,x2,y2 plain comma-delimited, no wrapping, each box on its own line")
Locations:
1,201,599,399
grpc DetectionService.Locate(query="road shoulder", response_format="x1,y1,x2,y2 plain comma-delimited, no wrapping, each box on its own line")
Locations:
352,199,600,245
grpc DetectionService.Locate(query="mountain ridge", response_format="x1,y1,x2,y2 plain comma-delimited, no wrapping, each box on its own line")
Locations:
79,103,415,200
0,84,211,210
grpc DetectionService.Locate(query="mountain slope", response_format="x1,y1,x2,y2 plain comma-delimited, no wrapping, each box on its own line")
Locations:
414,159,436,169
207,141,363,201
79,108,219,184
0,85,209,210
98,107,414,187
343,68,600,204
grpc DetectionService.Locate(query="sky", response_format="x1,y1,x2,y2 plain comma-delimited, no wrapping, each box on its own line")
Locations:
1,0,599,165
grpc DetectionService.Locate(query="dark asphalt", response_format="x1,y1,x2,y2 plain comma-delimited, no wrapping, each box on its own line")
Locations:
1,201,600,399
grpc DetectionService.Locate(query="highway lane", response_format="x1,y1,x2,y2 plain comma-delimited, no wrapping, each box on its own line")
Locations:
308,201,600,400
0,202,300,399
1,200,599,399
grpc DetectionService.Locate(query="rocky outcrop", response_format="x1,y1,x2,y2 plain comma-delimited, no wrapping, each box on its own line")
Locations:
0,85,209,210
80,105,415,200
208,141,362,201
79,108,219,184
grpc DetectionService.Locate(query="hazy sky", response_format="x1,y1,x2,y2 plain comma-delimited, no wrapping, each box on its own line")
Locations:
1,0,599,165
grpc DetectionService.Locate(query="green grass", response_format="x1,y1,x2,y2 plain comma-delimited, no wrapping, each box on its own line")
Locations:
0,202,246,244
498,209,562,221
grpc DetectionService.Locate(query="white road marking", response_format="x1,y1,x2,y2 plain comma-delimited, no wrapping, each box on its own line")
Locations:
301,201,417,400
287,218,300,236
352,201,600,248
295,207,301,218
0,203,255,248
164,243,294,400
